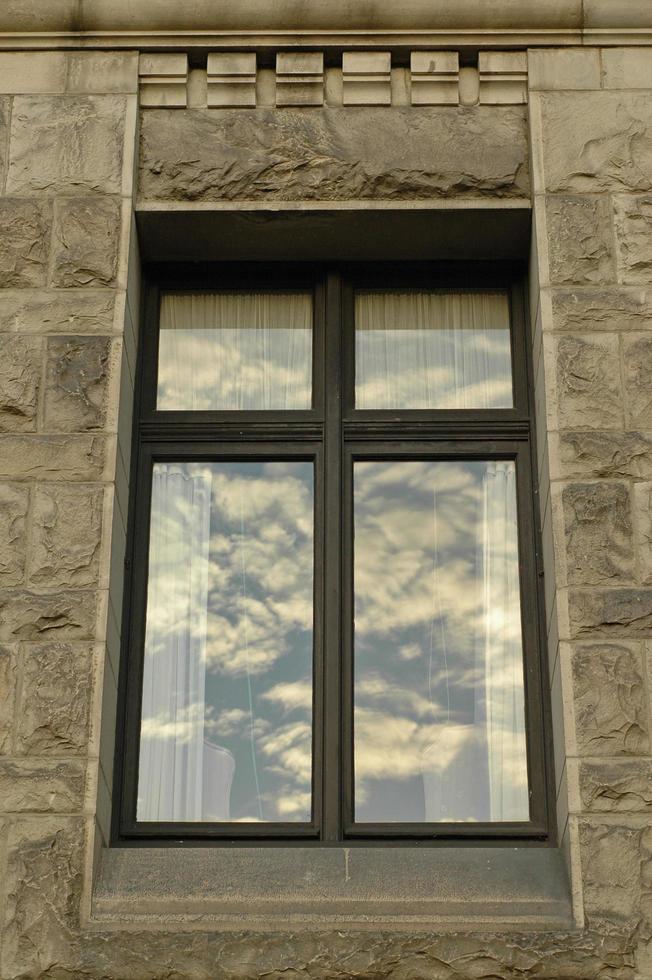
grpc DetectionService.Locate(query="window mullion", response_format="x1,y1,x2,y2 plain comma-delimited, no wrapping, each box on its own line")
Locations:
321,270,344,841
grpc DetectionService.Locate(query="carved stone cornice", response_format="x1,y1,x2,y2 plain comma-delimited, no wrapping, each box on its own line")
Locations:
0,0,651,50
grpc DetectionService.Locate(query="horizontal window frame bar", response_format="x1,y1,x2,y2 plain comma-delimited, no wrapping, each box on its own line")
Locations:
138,420,531,442
120,823,321,841
343,823,549,841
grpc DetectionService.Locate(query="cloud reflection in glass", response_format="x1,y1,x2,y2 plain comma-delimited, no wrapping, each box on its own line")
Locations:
354,460,529,823
355,291,513,410
157,292,313,411
137,461,314,823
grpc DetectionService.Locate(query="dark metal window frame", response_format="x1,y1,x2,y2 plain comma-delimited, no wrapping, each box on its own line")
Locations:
113,261,555,846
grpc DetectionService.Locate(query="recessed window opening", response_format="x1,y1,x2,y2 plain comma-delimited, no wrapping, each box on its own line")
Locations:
114,262,552,844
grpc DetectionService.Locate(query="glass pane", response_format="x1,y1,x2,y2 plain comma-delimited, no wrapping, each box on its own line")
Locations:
355,291,513,409
354,460,529,823
137,461,314,823
157,292,313,410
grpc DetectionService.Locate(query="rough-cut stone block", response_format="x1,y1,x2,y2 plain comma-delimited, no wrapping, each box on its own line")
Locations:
634,482,652,585
572,642,649,755
542,91,652,193
555,430,652,481
3,817,84,977
0,591,97,642
139,106,530,201
0,484,29,586
570,588,652,637
555,335,623,430
528,48,601,91
28,486,103,589
50,198,121,288
551,286,652,332
0,335,42,433
17,643,93,755
580,760,652,812
65,52,139,95
0,434,107,481
562,482,633,585
623,335,652,428
580,821,642,925
602,48,652,90
0,645,16,754
6,95,125,195
0,52,67,93
0,290,116,335
43,336,111,432
0,759,85,811
546,197,614,285
71,915,635,979
614,194,652,285
0,199,51,288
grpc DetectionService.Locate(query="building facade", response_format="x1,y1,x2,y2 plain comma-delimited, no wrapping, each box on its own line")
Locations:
1,1,652,977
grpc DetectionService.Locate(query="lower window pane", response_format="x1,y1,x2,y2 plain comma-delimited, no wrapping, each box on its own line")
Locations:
354,460,529,823
137,460,314,823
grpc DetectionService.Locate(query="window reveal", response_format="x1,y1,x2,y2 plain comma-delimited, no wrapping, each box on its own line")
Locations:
115,264,551,842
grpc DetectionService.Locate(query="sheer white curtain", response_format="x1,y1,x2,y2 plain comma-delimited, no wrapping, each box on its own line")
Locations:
355,291,512,409
422,460,529,821
157,292,312,410
137,464,213,822
421,462,528,823
482,461,529,821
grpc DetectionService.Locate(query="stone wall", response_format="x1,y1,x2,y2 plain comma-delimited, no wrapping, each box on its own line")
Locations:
0,39,651,980
528,46,652,979
0,50,141,979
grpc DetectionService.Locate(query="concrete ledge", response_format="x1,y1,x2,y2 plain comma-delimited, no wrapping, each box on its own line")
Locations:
93,846,573,932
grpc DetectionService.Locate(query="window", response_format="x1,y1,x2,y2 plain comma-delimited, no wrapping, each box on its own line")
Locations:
115,263,552,843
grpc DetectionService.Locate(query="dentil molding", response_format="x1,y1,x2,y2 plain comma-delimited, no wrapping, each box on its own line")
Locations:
138,51,529,109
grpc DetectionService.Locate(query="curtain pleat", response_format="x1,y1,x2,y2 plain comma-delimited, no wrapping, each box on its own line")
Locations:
482,461,529,821
137,464,212,822
420,462,528,822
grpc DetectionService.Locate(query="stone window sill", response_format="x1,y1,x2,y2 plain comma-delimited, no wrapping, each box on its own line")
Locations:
92,845,574,932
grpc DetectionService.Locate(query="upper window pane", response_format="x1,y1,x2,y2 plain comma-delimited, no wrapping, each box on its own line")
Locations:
355,291,513,410
157,292,313,410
